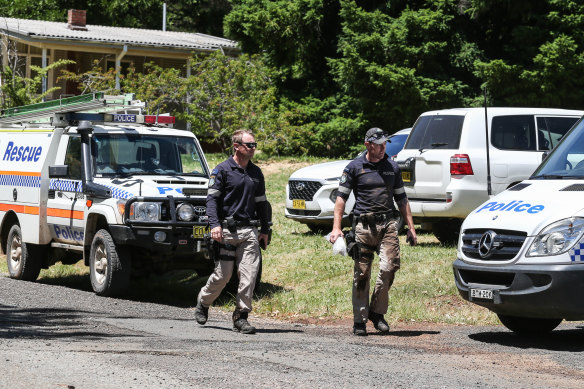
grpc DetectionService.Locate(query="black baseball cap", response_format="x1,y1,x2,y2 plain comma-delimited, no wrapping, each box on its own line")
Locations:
365,127,389,144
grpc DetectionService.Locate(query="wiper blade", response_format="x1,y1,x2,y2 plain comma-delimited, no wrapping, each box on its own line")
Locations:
531,174,565,179
419,143,448,153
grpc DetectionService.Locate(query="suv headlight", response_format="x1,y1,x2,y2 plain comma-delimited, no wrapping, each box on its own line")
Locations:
130,202,161,221
176,203,195,221
526,217,584,257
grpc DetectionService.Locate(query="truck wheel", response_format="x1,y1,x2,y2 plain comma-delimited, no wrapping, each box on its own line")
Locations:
6,224,42,281
432,219,462,245
497,314,562,335
89,229,131,296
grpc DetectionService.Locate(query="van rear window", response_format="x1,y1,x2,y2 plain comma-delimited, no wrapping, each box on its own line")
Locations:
404,115,464,150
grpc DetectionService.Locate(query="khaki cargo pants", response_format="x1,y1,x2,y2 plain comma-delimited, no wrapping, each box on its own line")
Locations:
198,226,261,313
353,218,401,323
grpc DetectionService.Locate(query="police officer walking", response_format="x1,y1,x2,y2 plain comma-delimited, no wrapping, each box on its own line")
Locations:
329,127,417,336
195,130,271,334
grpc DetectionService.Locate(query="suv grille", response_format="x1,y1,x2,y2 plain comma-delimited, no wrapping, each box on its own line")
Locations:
461,229,527,261
288,180,322,200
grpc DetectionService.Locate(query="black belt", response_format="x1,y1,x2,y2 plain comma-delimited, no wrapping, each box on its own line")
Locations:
356,211,399,224
221,219,261,228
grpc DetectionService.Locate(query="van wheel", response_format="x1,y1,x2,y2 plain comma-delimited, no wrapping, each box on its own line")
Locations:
89,229,131,296
497,314,562,335
432,219,462,245
6,225,42,281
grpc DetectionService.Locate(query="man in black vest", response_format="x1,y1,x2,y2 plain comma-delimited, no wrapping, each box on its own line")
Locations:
329,127,417,336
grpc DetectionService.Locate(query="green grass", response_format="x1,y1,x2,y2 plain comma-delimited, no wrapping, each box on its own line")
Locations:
0,154,498,326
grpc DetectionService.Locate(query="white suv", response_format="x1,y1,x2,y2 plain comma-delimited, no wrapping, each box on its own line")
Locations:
286,128,411,232
396,107,583,244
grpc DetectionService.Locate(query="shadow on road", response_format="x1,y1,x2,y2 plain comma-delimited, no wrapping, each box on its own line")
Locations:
36,271,285,309
468,325,584,352
0,305,141,340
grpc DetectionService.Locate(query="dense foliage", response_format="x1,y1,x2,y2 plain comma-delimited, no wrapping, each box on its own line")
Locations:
3,0,584,156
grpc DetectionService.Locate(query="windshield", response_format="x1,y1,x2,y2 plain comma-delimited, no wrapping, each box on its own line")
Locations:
532,116,584,179
92,134,208,177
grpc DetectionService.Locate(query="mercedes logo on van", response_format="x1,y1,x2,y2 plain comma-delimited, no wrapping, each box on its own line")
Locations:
478,230,497,258
296,182,305,191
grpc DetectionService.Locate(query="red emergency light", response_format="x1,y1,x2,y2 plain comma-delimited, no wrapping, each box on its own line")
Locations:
143,115,175,124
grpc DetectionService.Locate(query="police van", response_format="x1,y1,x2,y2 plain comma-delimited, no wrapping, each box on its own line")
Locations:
0,93,212,296
453,114,584,334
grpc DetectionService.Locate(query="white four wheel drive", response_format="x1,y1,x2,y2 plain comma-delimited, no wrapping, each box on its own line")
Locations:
396,107,584,244
285,128,411,232
0,93,213,296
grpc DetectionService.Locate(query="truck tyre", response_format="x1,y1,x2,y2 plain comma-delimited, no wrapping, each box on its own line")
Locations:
6,224,42,281
89,229,131,296
497,314,562,335
432,219,462,245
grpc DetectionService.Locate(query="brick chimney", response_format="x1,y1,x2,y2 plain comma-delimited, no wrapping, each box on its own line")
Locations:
67,9,87,31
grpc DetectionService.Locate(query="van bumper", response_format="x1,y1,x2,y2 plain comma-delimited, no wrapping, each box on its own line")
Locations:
453,258,584,320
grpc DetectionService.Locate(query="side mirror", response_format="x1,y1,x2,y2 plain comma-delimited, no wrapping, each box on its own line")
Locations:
83,181,111,198
49,165,68,178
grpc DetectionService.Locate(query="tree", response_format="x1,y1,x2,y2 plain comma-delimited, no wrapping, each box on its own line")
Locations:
182,51,280,151
0,58,73,108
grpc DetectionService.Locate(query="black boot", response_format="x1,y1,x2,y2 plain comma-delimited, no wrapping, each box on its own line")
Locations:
232,310,256,334
368,312,390,333
353,322,368,336
194,300,209,325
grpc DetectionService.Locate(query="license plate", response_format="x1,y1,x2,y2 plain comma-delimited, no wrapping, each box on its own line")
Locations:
470,288,493,300
193,225,210,239
292,199,306,209
402,171,411,182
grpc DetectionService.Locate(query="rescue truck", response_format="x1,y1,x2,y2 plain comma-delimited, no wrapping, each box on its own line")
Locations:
0,93,213,296
453,114,584,334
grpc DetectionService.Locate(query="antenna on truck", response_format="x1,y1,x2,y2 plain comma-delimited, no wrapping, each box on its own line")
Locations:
484,86,492,196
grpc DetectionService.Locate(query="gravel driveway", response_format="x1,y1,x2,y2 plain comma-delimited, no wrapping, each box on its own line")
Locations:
1,276,583,389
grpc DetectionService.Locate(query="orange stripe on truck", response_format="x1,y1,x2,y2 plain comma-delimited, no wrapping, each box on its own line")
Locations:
0,203,83,219
46,208,84,220
0,171,41,176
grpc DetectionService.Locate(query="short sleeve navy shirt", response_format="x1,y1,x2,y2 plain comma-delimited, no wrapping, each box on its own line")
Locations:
336,153,407,216
206,156,267,229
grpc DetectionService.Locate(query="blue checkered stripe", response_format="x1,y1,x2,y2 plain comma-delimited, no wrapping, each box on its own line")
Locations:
102,184,134,200
0,174,40,188
569,242,584,262
49,179,83,192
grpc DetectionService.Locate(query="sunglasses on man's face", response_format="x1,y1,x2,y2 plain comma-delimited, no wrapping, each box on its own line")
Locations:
238,142,257,149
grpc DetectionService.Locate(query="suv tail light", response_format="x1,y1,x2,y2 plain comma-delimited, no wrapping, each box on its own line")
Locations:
450,154,474,175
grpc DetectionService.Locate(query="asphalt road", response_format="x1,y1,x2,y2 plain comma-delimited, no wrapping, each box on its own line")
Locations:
1,276,583,389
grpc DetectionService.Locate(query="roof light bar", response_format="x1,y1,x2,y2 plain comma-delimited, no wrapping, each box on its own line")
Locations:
64,113,175,125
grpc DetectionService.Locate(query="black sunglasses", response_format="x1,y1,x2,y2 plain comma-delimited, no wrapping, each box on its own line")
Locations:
238,142,257,149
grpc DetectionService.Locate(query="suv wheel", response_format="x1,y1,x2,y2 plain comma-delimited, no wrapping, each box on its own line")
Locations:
431,219,461,245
